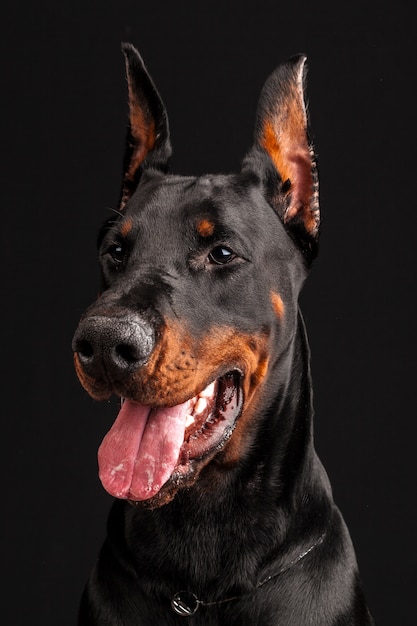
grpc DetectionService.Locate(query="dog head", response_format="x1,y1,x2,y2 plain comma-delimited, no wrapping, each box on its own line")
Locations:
72,44,319,508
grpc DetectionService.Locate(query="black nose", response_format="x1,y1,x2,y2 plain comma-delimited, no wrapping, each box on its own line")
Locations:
72,315,154,380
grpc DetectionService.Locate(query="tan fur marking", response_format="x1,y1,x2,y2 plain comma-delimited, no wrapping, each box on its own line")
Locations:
126,110,156,183
260,87,318,236
121,323,268,409
271,291,285,318
197,219,215,237
119,68,158,210
120,217,133,238
262,118,292,186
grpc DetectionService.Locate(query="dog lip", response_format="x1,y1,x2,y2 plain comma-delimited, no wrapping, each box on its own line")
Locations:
119,368,243,413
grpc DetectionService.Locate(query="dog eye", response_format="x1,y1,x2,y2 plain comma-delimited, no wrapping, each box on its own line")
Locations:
107,243,125,265
208,246,236,265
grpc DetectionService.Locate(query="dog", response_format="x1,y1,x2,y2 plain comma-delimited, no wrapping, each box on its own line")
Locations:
72,43,374,625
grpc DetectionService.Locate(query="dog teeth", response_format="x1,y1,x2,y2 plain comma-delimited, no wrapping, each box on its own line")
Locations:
185,383,216,430
200,381,216,398
194,397,208,416
185,413,195,427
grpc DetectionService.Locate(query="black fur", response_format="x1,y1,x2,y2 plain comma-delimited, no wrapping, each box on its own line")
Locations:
72,44,374,625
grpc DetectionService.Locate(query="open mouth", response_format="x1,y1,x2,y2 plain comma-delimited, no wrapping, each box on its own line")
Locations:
97,371,243,503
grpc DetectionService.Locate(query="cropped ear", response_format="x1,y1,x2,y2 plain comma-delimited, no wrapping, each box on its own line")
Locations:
244,56,319,259
119,43,172,209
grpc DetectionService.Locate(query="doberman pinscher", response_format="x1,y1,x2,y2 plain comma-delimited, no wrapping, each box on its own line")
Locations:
72,43,374,625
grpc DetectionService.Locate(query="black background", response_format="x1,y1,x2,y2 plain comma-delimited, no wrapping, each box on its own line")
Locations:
2,1,416,624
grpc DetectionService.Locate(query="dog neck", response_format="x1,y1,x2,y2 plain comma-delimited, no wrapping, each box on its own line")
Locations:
170,529,328,616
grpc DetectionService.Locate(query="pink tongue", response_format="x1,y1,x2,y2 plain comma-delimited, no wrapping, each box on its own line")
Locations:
98,399,188,500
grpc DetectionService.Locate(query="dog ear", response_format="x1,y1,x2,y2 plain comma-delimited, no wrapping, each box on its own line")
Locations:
119,43,172,209
244,56,319,259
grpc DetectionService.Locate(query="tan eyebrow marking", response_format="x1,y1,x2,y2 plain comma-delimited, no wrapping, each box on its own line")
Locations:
120,217,133,238
197,219,215,237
